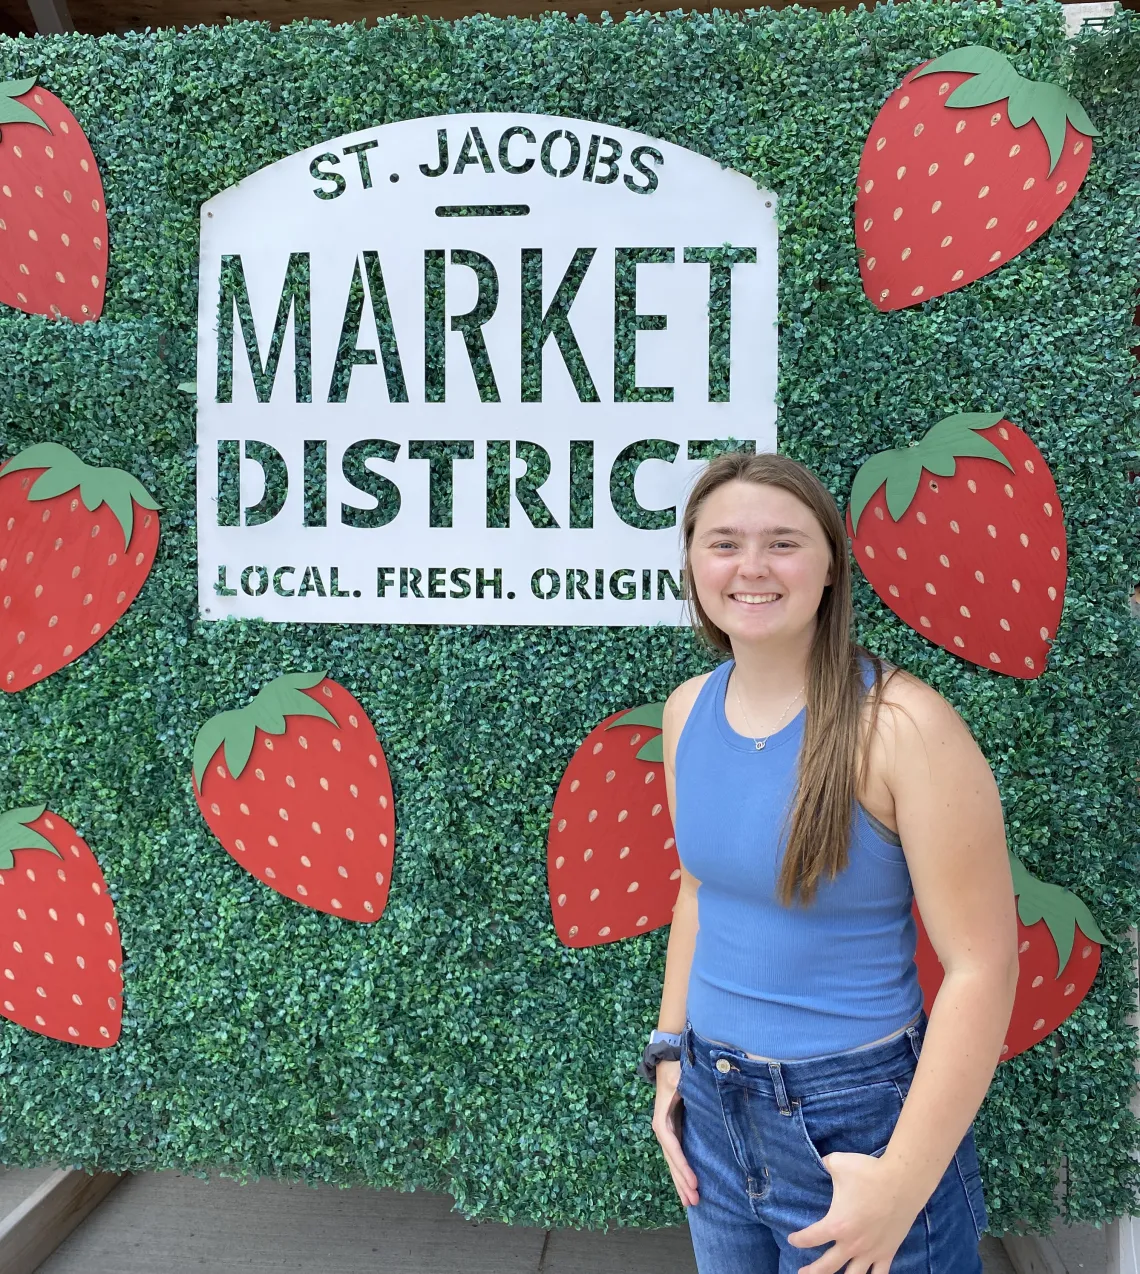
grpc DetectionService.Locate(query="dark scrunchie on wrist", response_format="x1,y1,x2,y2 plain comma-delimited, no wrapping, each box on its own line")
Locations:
637,1040,683,1085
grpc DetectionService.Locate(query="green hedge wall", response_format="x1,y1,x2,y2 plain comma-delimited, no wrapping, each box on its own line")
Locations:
0,0,1138,1235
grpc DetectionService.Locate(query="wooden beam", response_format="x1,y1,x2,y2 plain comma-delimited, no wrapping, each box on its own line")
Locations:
0,1168,124,1274
50,0,1140,32
63,0,860,32
0,2,33,33
27,0,74,32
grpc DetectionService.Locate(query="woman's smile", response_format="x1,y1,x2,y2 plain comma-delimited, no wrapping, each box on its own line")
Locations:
729,591,782,607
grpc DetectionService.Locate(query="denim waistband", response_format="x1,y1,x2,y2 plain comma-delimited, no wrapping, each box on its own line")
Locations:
684,1009,927,1100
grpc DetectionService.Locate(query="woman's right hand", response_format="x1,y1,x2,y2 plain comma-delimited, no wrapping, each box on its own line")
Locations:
651,1059,700,1207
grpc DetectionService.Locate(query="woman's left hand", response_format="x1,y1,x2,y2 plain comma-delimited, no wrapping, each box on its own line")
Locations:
786,1150,924,1274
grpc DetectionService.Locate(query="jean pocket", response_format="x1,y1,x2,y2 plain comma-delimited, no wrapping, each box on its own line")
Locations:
954,1126,989,1239
793,1075,911,1175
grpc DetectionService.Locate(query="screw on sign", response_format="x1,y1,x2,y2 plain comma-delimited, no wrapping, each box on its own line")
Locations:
0,77,109,322
0,804,124,1047
0,442,161,692
192,672,395,923
846,413,1067,678
912,850,1106,1062
547,703,681,947
856,46,1098,310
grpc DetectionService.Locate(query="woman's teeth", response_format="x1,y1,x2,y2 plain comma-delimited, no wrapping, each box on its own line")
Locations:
733,593,780,605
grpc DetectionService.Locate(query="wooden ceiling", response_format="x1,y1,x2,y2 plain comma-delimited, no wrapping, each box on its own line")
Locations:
8,0,834,29
0,0,1130,33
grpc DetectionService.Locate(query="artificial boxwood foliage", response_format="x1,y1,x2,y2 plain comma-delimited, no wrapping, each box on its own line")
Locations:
0,0,1138,1236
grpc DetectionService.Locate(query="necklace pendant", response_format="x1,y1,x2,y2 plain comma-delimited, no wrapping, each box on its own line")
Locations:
755,740,766,751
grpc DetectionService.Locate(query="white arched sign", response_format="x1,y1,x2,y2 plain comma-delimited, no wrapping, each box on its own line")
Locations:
195,113,778,625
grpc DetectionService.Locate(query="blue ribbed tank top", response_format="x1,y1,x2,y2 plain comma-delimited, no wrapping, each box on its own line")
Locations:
674,653,923,1060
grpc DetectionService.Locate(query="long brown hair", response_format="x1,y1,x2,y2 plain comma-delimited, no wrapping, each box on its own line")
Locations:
681,451,902,908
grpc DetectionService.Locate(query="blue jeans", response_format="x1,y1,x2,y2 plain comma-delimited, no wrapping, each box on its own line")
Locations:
677,1012,988,1272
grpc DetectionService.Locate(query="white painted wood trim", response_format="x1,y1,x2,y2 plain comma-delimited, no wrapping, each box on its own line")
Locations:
1106,928,1140,1274
0,1168,123,1274
1062,1,1117,38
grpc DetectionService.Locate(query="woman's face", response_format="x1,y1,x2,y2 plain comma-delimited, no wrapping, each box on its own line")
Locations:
688,480,834,647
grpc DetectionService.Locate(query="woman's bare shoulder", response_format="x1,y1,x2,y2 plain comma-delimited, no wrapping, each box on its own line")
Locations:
661,669,718,760
866,658,971,745
665,669,716,715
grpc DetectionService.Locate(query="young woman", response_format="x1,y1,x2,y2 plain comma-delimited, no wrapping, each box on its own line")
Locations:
648,452,1018,1274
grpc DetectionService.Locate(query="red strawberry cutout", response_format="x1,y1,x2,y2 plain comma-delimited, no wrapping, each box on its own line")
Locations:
548,703,680,948
856,46,1098,310
0,804,123,1047
0,442,160,692
913,850,1105,1062
0,78,109,322
193,672,395,923
846,412,1067,678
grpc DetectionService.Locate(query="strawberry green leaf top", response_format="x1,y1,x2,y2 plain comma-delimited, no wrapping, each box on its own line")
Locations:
911,46,1099,176
1,442,160,551
1009,850,1107,977
0,78,50,138
849,412,1011,535
606,703,665,762
0,803,62,868
193,671,339,788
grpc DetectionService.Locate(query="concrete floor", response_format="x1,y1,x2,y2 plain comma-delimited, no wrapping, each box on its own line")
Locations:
0,1167,1027,1273
1050,1219,1110,1274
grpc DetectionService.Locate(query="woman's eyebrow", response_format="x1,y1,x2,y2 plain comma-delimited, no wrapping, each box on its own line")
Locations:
703,525,807,537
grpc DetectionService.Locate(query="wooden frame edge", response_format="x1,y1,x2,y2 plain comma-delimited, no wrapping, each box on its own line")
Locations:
0,1168,125,1274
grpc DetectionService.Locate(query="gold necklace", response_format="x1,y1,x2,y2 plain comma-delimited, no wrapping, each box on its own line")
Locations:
732,670,805,751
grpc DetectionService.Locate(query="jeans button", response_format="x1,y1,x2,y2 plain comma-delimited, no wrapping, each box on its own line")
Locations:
715,1058,732,1073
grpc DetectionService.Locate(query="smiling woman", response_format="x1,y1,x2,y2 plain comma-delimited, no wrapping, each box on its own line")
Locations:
646,451,1019,1274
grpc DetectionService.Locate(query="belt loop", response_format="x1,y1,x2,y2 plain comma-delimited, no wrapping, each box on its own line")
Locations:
768,1061,792,1114
905,1024,923,1061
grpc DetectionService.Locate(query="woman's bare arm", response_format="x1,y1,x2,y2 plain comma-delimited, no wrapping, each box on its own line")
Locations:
874,673,1019,1213
657,678,704,1033
651,677,706,1208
